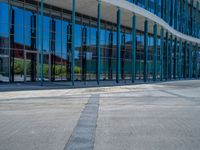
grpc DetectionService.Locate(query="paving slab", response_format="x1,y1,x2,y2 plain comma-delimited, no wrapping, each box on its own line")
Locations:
0,94,89,150
0,80,200,150
95,80,200,150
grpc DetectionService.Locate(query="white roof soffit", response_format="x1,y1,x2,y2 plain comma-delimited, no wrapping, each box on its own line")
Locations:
102,0,200,45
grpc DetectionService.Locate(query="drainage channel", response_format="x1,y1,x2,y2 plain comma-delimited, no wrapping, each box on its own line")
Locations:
64,94,100,150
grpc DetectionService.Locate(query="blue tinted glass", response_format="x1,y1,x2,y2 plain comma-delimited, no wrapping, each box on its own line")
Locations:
75,24,81,59
24,10,32,47
0,2,9,37
13,7,24,45
43,16,50,52
62,20,68,55
55,19,62,55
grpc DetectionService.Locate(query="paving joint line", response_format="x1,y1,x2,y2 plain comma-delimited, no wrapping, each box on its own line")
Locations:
64,94,100,150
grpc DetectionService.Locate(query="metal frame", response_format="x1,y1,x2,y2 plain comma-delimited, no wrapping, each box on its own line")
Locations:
2,0,200,85
174,37,177,79
144,19,148,82
169,34,173,80
40,0,44,86
132,14,136,83
189,42,192,79
165,31,169,80
195,44,199,78
116,8,121,83
153,23,157,81
97,0,101,85
160,27,164,81
71,0,76,86
179,39,183,79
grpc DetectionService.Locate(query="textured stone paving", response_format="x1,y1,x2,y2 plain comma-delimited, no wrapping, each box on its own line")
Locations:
0,80,200,150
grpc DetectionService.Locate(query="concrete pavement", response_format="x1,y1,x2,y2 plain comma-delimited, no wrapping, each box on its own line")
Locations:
0,80,200,150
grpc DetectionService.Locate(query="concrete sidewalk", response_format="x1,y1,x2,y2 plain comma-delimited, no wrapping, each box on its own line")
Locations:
0,80,200,150
0,79,166,92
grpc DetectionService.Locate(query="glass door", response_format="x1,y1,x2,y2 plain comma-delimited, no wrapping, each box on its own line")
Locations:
0,53,9,82
25,51,37,82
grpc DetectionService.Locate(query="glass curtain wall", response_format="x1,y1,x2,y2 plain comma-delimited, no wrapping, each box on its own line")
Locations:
0,0,137,83
136,32,144,80
148,34,153,81
123,31,132,81
0,2,9,82
1,0,199,83
163,36,168,80
127,0,200,38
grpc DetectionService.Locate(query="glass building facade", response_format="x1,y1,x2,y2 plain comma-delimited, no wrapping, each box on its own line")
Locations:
0,0,199,84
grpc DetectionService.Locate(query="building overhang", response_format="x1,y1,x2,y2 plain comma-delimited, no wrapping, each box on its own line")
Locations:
37,0,200,45
103,0,200,45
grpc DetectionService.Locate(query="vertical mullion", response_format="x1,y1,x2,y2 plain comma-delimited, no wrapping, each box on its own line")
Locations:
145,0,148,10
185,0,189,34
166,0,169,23
179,0,183,32
161,0,165,19
154,0,158,15
171,0,175,26
196,2,199,38
174,0,178,30
191,0,194,36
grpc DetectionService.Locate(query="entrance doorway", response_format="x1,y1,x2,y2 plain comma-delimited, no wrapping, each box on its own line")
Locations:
25,51,37,82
